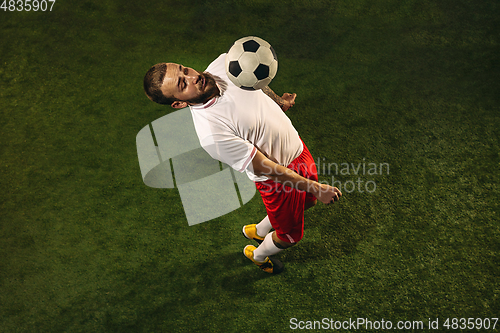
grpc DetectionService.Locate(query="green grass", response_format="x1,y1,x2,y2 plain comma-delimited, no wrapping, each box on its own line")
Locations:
1,0,499,332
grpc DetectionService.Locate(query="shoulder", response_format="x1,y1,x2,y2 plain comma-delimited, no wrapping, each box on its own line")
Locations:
205,53,227,74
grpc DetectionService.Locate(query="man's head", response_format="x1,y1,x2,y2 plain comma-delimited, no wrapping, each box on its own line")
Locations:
144,63,220,108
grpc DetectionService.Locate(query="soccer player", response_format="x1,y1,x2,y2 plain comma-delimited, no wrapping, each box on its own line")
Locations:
143,54,342,274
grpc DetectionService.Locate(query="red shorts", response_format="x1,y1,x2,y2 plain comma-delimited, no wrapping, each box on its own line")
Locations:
254,141,318,243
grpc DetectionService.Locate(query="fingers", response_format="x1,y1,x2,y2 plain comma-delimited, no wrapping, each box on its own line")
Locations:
327,187,342,205
280,93,297,112
283,93,297,102
329,194,340,204
313,183,342,205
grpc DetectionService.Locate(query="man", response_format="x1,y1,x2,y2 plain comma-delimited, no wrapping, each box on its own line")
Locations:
144,53,341,274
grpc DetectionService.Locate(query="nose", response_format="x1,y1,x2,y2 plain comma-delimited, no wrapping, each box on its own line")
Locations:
180,67,203,89
184,67,199,83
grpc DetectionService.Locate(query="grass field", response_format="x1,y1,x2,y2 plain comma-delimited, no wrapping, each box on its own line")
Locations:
1,0,499,332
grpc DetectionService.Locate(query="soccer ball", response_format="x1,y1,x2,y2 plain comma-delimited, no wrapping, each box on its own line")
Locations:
225,36,278,90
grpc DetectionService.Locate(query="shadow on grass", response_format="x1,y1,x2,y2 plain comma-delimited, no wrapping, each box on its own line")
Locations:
280,208,376,263
277,237,362,265
159,250,280,301
64,251,280,331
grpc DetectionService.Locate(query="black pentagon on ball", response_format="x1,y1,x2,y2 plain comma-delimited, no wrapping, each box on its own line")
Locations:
240,86,255,91
254,64,270,80
228,61,242,77
242,40,260,53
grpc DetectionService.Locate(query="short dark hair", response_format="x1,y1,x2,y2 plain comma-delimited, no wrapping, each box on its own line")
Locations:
143,63,175,105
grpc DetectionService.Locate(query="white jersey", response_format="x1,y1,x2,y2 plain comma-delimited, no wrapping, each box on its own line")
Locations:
189,53,303,182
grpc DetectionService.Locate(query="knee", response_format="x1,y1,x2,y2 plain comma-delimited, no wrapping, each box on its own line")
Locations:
273,239,296,249
272,233,299,249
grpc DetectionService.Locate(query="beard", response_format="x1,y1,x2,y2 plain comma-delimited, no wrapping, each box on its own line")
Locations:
185,72,226,105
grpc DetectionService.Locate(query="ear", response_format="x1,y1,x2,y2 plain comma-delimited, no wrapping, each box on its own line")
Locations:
171,101,188,109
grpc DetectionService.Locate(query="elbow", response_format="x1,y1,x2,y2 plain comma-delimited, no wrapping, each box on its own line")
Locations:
250,157,273,178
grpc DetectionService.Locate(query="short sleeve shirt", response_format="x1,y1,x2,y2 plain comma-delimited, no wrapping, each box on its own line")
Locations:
189,54,303,181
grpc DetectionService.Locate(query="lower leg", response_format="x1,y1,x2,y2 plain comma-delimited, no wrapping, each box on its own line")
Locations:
252,231,296,262
255,215,272,237
252,232,283,262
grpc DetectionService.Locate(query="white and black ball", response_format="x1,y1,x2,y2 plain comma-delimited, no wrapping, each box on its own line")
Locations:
225,36,278,90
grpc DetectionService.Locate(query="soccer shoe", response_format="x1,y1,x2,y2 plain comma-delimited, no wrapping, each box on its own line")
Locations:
243,245,284,274
242,224,265,244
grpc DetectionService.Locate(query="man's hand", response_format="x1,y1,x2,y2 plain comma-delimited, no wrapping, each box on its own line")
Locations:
314,183,342,205
262,86,297,112
281,93,296,112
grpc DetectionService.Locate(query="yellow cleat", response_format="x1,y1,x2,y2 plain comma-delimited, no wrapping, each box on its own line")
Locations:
243,245,284,274
242,224,265,244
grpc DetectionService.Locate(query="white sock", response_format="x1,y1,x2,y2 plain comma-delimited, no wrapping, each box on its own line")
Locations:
255,215,272,237
253,233,282,262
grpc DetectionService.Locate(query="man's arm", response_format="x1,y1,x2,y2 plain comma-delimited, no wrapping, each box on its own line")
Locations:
250,150,342,204
262,86,297,112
